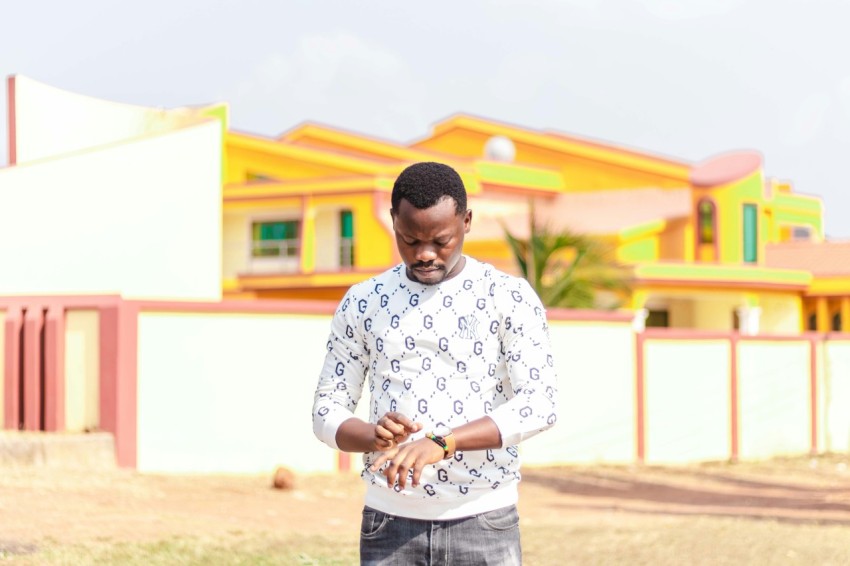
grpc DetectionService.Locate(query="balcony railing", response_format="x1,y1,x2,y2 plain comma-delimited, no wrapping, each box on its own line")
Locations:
224,238,355,276
340,237,354,268
251,239,300,258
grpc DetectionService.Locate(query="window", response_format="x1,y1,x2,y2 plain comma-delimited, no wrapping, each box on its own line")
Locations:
646,310,669,328
340,210,354,267
808,313,817,331
743,204,758,263
698,200,715,244
251,220,300,257
833,312,842,332
791,226,812,241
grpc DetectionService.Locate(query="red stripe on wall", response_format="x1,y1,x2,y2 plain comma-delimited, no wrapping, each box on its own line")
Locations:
100,302,139,468
338,451,350,473
6,76,16,165
44,306,66,432
22,307,44,431
635,332,646,463
3,307,23,429
548,308,633,323
132,298,338,316
729,334,739,462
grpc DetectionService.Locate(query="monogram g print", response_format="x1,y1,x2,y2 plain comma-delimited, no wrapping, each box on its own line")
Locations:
314,258,558,500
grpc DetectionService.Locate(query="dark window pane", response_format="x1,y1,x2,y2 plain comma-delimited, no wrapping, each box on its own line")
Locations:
646,310,669,328
743,204,758,263
698,200,715,244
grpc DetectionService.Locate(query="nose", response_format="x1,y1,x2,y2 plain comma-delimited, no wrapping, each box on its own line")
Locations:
414,244,438,263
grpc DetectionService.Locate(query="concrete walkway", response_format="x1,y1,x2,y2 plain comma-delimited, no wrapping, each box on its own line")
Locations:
0,431,115,468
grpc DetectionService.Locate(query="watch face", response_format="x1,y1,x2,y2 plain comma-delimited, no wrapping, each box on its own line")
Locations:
434,425,453,437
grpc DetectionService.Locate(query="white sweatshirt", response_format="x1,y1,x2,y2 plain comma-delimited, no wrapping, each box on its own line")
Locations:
313,257,558,520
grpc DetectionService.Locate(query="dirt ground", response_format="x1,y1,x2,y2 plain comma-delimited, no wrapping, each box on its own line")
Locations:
2,454,850,559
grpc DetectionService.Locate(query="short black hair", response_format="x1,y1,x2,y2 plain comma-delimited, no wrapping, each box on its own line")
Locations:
391,162,467,215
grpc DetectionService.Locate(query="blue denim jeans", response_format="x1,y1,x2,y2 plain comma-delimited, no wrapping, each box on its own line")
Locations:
360,505,522,566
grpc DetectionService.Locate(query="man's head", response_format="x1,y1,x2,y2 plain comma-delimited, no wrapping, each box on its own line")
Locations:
390,162,472,285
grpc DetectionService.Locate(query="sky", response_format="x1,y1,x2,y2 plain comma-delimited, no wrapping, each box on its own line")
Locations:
2,0,849,236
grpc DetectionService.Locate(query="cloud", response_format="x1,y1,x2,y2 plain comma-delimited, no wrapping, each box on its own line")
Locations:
635,0,737,20
780,91,832,147
226,33,428,141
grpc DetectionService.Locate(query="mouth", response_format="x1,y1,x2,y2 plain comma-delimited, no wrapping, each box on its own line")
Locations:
413,265,442,274
409,265,445,281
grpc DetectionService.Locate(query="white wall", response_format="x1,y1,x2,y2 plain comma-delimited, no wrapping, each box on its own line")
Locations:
824,340,850,452
0,310,4,425
130,307,845,473
0,121,222,300
644,339,731,463
11,75,211,164
738,341,810,459
136,311,336,473
522,321,635,465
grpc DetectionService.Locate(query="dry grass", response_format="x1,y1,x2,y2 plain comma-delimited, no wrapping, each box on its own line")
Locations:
2,455,850,565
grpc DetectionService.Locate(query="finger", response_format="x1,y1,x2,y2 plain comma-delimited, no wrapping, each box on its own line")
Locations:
369,445,398,471
387,412,418,431
411,463,424,487
393,453,418,490
381,418,408,437
375,424,395,441
383,458,399,488
382,444,413,488
395,462,409,490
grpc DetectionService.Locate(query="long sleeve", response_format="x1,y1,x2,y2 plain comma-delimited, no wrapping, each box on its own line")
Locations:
312,288,370,450
486,277,559,447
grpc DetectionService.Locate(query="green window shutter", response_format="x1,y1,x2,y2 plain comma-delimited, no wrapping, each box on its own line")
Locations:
251,220,300,257
743,204,758,263
340,210,354,267
340,210,354,238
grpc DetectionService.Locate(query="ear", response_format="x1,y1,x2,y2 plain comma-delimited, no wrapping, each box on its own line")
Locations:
463,209,472,234
390,207,397,224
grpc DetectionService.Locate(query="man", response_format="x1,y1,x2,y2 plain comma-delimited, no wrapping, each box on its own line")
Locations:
313,161,558,565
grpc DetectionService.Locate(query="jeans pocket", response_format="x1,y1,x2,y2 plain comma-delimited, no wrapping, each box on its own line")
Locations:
360,507,391,538
477,505,520,531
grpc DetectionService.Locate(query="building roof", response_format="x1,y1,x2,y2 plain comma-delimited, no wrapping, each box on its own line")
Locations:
415,114,694,182
538,187,691,235
690,150,763,188
765,241,850,277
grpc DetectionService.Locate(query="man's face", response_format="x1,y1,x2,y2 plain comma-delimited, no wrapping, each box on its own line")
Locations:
391,197,472,285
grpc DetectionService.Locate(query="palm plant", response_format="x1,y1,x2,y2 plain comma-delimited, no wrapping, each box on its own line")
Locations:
503,215,631,309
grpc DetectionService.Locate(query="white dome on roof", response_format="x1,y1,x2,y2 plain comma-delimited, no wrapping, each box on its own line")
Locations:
484,135,516,162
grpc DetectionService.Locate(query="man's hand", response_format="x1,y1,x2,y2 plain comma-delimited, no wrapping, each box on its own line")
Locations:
374,412,422,451
370,437,445,490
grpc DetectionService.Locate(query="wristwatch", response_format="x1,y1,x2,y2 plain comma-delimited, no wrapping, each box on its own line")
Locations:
427,425,456,459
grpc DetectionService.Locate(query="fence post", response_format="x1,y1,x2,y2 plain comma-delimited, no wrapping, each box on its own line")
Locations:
22,306,44,431
99,301,139,468
3,307,23,429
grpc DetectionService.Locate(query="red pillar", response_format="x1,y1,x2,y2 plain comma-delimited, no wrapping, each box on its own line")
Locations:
99,302,139,468
22,307,44,431
3,307,23,429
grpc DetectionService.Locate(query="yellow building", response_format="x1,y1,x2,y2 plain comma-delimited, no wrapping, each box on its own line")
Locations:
222,114,847,334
